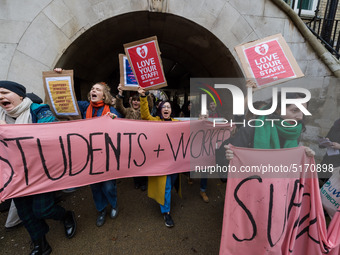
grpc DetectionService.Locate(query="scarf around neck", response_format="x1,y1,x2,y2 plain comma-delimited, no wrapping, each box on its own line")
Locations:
0,97,33,124
85,100,110,119
253,115,303,149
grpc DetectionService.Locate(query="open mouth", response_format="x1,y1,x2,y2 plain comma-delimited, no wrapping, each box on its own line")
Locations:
283,120,300,125
0,101,11,107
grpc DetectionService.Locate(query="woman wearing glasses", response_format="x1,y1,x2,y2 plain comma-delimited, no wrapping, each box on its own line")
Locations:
138,86,179,228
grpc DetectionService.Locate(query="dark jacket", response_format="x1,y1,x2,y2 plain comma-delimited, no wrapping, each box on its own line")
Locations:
216,125,255,167
321,119,340,168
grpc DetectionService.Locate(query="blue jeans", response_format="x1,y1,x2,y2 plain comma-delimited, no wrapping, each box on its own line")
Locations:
160,174,178,214
200,178,207,192
90,180,117,212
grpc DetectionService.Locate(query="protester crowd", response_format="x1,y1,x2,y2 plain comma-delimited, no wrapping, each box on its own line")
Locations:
0,75,339,255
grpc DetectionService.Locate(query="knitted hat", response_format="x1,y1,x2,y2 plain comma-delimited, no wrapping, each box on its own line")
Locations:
0,80,26,98
26,92,43,104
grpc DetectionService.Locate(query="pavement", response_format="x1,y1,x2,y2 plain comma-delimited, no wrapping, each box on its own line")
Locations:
0,176,227,255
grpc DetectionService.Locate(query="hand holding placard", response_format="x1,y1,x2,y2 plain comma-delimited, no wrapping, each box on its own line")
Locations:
42,69,81,120
138,86,146,97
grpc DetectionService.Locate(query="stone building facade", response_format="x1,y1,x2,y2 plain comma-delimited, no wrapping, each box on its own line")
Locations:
0,0,339,161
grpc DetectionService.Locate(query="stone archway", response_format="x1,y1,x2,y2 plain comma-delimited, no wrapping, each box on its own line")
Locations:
3,0,333,101
2,0,337,138
55,11,243,101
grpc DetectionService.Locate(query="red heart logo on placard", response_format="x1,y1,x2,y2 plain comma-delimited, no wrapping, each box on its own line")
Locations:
136,46,148,58
254,44,269,55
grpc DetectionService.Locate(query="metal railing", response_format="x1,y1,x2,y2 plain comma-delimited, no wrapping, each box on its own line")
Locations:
292,0,340,58
305,17,340,59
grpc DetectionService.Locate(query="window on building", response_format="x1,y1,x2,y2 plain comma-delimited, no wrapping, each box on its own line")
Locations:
284,0,318,16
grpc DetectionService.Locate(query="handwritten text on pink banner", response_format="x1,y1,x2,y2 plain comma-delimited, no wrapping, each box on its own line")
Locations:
220,145,340,255
0,117,230,201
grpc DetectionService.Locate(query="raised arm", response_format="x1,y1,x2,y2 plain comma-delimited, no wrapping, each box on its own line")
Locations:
138,86,157,121
115,84,128,117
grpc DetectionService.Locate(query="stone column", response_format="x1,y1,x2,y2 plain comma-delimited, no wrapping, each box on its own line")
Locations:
148,0,168,12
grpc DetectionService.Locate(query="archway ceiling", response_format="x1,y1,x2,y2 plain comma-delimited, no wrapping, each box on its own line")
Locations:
56,11,243,92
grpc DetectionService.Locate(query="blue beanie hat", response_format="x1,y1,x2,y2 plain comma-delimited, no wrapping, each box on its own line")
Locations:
0,80,26,98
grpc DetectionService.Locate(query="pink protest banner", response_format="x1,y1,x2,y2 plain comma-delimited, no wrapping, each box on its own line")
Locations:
0,117,231,201
220,145,340,255
124,36,167,90
235,34,304,88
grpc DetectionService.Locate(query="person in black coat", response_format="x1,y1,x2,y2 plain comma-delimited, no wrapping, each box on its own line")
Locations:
320,118,340,168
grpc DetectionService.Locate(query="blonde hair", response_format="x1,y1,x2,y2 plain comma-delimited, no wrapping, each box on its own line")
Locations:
87,82,113,105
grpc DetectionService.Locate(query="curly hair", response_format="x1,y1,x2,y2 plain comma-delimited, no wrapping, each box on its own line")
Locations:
87,82,113,105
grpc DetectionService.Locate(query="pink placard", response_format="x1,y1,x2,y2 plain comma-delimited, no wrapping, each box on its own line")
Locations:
124,36,167,90
244,39,295,85
235,34,304,88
